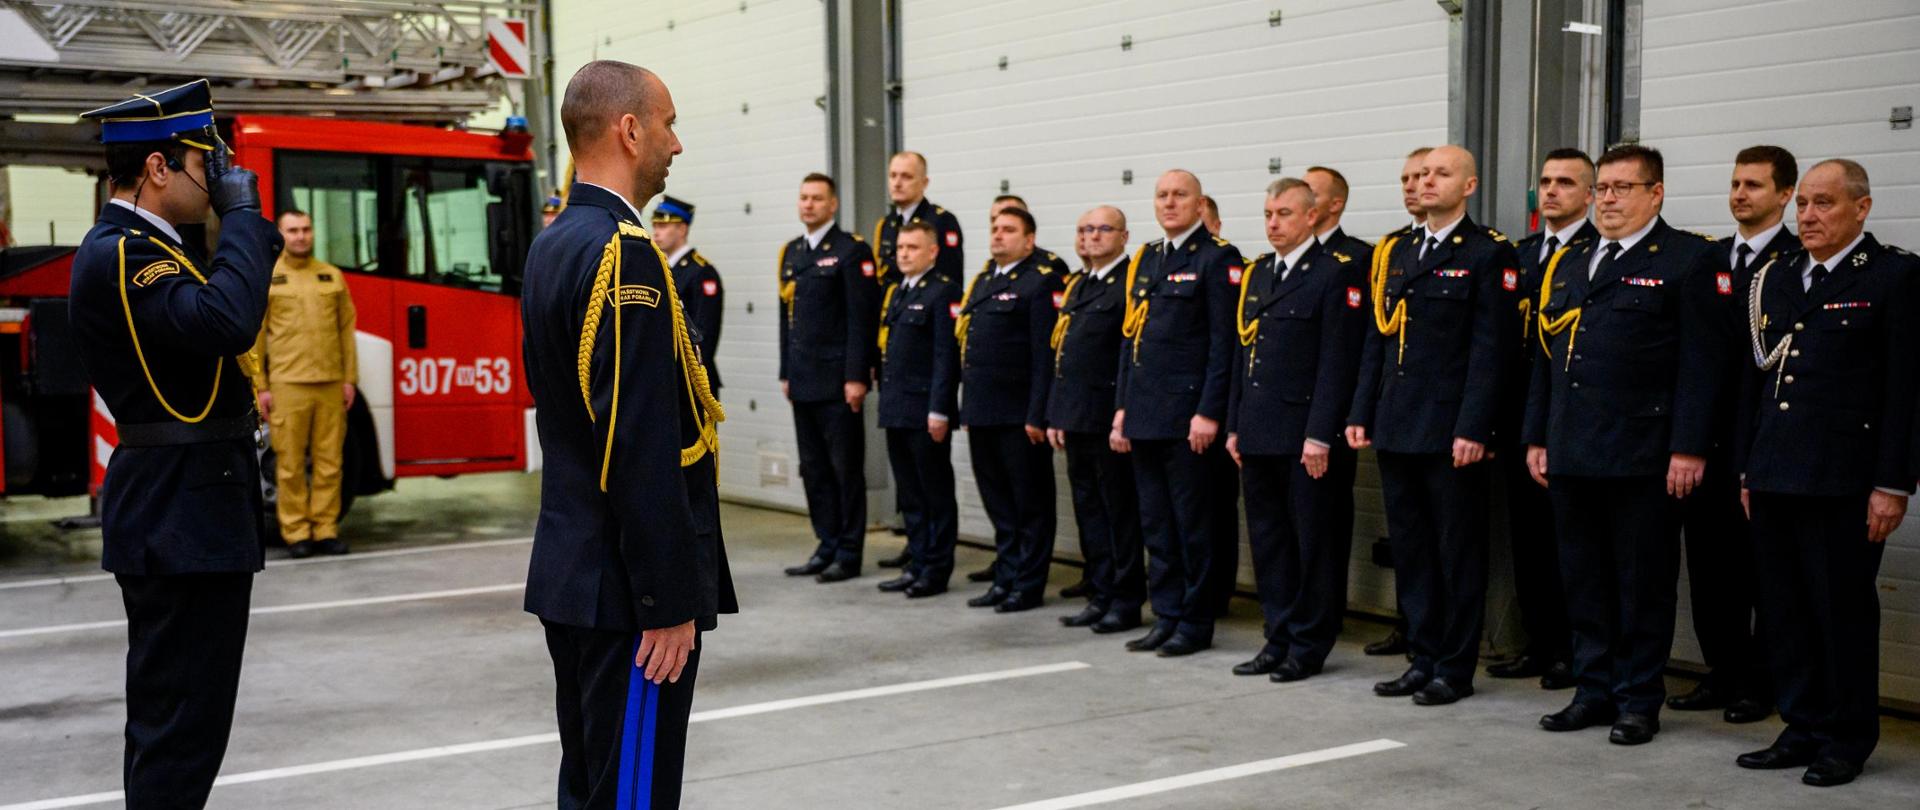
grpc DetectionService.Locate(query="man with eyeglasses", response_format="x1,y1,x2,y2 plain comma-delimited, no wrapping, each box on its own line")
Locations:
1667,145,1801,727
1734,159,1916,787
1114,169,1246,658
1489,148,1596,691
1362,146,1433,660
1047,206,1146,633
1346,145,1516,707
1525,144,1723,746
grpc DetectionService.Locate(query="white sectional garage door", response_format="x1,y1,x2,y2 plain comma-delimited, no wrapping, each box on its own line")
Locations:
550,0,830,512
1640,0,1920,701
900,0,1452,611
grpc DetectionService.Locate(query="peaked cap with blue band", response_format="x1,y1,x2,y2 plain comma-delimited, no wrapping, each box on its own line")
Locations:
652,195,694,225
80,79,218,148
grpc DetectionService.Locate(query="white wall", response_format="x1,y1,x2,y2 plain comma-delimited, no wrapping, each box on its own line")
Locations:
549,0,831,513
901,0,1451,611
4,166,95,246
1641,0,1920,702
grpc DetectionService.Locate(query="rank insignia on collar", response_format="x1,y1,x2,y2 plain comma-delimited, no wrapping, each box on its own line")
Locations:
1451,235,1463,244
1347,287,1363,308
1852,251,1869,267
1715,272,1733,295
1501,269,1518,291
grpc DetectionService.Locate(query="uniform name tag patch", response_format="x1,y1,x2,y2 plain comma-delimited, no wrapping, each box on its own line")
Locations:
703,279,719,296
1347,287,1363,309
1823,301,1871,310
613,285,661,308
861,261,876,277
1436,269,1470,278
1623,277,1664,287
1167,272,1199,283
271,274,289,285
1715,272,1733,295
945,231,960,248
1501,269,1518,291
132,260,181,287
1227,266,1243,285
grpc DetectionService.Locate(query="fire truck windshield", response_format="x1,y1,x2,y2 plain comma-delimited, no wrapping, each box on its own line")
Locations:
274,150,533,295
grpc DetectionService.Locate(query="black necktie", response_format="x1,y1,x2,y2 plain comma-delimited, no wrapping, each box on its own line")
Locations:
1735,243,1753,276
1591,242,1620,281
1809,263,1829,290
1420,235,1439,261
1543,235,1561,265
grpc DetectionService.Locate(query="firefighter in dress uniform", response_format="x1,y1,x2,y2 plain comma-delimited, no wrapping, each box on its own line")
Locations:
874,220,963,597
68,79,282,809
651,195,724,391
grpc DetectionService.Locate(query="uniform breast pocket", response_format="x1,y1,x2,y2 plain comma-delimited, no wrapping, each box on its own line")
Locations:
982,297,1019,314
897,308,930,326
1419,278,1471,302
1612,290,1666,315
1156,282,1198,300
1545,289,1571,312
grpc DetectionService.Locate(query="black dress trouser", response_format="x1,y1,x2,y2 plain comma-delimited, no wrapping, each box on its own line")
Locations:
544,620,703,810
792,399,867,567
1063,430,1144,612
967,425,1057,598
1242,447,1356,667
118,572,253,810
1551,474,1681,717
1375,451,1489,684
886,426,957,588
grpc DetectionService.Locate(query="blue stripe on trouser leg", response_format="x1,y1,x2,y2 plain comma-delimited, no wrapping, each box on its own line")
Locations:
616,636,656,809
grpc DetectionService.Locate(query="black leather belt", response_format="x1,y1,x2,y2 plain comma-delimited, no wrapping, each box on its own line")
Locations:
116,413,258,448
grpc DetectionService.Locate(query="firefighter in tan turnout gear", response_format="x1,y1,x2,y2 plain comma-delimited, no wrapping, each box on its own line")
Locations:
250,208,359,557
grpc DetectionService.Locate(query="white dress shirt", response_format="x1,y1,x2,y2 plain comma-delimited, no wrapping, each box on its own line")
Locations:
108,199,182,245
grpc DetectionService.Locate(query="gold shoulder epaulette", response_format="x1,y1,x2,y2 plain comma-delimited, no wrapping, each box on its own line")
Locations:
617,221,648,239
1213,235,1232,247
1693,230,1716,242
1256,252,1275,264
1485,226,1509,243
851,233,866,242
1332,251,1353,263
693,251,711,266
1045,252,1058,261
933,206,947,215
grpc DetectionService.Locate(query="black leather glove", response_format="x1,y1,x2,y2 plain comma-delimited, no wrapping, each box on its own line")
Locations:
206,148,264,216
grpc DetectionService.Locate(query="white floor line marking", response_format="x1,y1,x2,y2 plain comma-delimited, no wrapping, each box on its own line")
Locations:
0,662,1092,810
985,739,1407,810
0,537,534,592
0,584,525,640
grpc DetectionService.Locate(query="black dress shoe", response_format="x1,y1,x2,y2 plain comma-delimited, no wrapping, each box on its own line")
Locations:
1723,699,1772,725
1060,603,1107,627
877,574,915,592
966,566,996,583
1665,682,1729,711
1156,633,1211,657
1412,677,1474,706
967,586,1009,608
1232,651,1283,676
904,581,947,599
1125,622,1176,652
287,540,318,559
814,562,859,583
1060,579,1091,599
1364,629,1408,656
1091,609,1141,635
995,592,1042,613
1539,661,1576,690
316,538,350,555
1608,713,1660,746
877,550,911,569
1487,655,1546,679
1736,743,1817,770
1373,668,1430,697
785,557,829,576
1800,757,1861,787
1269,658,1322,683
1539,701,1617,732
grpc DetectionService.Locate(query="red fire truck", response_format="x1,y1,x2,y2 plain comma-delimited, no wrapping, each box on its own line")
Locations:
0,116,540,518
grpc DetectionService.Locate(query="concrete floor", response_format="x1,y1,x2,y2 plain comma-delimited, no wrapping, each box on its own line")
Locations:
2,473,1917,809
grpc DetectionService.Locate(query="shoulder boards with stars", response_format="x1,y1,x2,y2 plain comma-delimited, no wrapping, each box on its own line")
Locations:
1331,251,1353,264
693,251,711,266
933,206,948,216
1691,230,1716,242
1045,251,1058,262
1483,226,1508,243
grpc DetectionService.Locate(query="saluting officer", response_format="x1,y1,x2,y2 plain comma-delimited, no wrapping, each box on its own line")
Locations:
652,195,725,390
1489,148,1596,690
1668,145,1801,725
1363,146,1433,660
1525,144,1724,746
779,173,881,582
874,151,965,284
1734,159,1917,788
958,206,1064,613
1114,169,1246,657
874,220,962,598
521,62,735,809
1346,145,1516,706
1226,178,1367,683
1047,205,1146,632
69,79,281,808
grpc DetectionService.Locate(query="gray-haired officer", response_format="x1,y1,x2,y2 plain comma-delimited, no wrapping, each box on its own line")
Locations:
1227,177,1367,683
1048,205,1145,631
652,195,724,390
1735,159,1917,788
1526,144,1724,746
1114,169,1246,657
1347,145,1516,706
779,173,881,582
68,79,281,808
